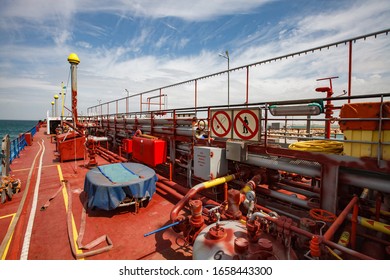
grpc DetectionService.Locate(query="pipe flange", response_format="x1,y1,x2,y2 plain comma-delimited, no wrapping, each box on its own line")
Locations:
208,225,226,240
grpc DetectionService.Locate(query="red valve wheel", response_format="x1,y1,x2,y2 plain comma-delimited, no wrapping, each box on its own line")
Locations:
309,208,337,223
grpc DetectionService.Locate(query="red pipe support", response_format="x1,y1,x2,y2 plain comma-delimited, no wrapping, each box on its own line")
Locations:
169,162,173,182
323,196,359,241
351,203,359,250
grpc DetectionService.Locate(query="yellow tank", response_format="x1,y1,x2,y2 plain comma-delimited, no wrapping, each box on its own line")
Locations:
343,130,390,160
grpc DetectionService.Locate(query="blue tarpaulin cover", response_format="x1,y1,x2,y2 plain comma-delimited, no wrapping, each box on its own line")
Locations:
84,162,158,210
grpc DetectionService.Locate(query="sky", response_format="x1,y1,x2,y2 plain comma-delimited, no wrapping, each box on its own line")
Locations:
0,0,389,120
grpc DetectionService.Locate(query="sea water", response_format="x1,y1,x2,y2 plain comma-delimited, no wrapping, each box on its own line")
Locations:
0,119,38,141
0,120,39,173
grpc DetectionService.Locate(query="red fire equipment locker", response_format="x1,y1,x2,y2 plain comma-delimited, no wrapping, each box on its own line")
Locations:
132,137,166,167
122,139,133,153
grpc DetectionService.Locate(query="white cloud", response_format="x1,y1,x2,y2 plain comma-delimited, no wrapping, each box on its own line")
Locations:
1,0,271,22
178,38,190,49
124,0,272,21
53,30,73,46
76,41,93,49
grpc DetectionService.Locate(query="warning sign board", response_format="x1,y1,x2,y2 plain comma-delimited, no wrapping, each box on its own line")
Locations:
232,108,260,141
210,110,232,138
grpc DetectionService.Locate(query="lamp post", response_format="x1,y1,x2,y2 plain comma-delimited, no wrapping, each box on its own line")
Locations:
60,81,66,118
54,94,59,117
219,50,230,106
125,89,129,114
67,53,80,127
51,101,55,117
97,99,102,116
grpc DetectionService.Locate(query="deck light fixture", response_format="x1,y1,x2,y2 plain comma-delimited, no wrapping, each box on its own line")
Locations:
54,94,59,117
269,102,324,116
51,101,55,117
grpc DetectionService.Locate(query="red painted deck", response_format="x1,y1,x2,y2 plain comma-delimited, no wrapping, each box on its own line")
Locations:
0,127,191,260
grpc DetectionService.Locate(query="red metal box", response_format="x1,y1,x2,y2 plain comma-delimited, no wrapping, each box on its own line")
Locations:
132,137,167,167
122,139,133,153
57,132,85,162
25,132,33,146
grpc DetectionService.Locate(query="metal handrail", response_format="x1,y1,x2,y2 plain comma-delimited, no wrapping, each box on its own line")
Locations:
87,29,390,116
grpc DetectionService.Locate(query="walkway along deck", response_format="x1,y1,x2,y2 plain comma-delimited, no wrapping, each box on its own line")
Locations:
0,127,192,260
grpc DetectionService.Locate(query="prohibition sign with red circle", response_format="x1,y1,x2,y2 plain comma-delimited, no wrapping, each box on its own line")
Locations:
211,110,231,138
233,109,259,140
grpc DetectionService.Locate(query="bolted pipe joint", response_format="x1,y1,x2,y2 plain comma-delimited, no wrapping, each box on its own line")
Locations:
189,200,204,228
246,218,261,243
225,189,242,220
240,174,262,194
310,236,321,258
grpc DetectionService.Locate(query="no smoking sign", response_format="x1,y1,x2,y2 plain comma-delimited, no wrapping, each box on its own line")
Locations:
210,110,232,138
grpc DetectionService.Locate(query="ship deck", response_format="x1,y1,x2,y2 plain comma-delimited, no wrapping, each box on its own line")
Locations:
2,29,390,263
0,126,192,260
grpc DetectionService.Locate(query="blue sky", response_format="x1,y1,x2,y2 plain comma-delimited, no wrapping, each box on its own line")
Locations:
0,0,389,120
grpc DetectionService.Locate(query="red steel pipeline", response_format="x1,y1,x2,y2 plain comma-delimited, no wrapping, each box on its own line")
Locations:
96,146,127,162
157,181,222,217
159,172,274,226
159,176,373,260
156,181,184,201
156,174,220,206
156,174,192,195
262,212,374,260
170,173,241,222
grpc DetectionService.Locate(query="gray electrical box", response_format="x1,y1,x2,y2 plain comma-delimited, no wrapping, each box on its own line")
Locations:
226,140,248,162
194,146,228,180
